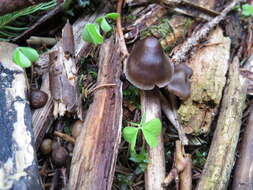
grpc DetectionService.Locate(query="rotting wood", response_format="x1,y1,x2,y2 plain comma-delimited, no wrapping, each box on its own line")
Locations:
69,37,122,190
0,0,49,16
0,42,42,189
232,54,253,190
169,0,244,65
196,57,247,190
140,90,166,190
232,105,253,190
49,21,82,119
32,6,108,148
178,27,231,134
27,36,57,47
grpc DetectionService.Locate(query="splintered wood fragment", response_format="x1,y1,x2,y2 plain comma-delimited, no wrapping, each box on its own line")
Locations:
32,7,107,149
140,90,165,190
69,37,122,190
0,0,48,16
0,42,42,189
49,22,82,119
196,57,247,190
27,36,57,47
178,27,231,134
170,0,244,65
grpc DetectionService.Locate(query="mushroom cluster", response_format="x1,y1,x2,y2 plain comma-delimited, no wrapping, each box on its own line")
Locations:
125,36,192,100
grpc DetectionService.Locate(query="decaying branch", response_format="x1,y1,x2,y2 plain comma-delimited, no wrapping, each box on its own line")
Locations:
140,90,165,190
178,27,231,134
69,37,122,190
162,141,192,190
0,0,49,16
196,57,247,190
0,42,42,189
232,105,253,190
170,0,245,65
49,21,82,119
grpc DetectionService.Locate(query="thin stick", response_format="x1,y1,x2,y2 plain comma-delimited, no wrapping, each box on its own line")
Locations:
54,131,75,144
116,0,129,60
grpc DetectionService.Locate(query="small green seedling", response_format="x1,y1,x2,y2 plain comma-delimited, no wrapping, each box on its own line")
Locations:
123,113,162,152
82,12,119,45
242,4,253,17
12,47,39,68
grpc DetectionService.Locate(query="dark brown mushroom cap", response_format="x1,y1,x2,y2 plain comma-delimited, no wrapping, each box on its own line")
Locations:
125,37,174,90
166,63,193,100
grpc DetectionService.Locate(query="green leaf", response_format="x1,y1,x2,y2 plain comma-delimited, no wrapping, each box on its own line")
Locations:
123,127,139,151
100,18,112,33
19,47,39,62
242,4,253,16
105,13,120,20
82,23,104,45
129,150,148,163
141,118,162,148
95,16,104,23
12,48,32,68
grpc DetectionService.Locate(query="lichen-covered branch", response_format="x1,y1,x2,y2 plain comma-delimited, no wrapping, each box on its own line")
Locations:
196,57,247,190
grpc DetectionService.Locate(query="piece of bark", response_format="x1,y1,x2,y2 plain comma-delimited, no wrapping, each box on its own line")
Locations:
140,90,166,190
0,42,42,189
178,27,231,134
32,7,108,148
0,0,49,16
49,22,82,119
69,37,122,190
232,106,253,190
196,57,247,190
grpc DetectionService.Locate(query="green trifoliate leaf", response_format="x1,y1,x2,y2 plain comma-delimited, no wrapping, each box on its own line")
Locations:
82,23,104,45
19,47,39,62
242,4,253,16
99,18,112,33
141,118,162,148
123,127,139,152
12,49,32,68
105,13,120,20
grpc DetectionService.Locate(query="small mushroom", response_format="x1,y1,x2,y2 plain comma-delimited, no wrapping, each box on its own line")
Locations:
165,63,193,100
52,146,68,167
125,36,174,90
30,89,48,108
40,138,53,155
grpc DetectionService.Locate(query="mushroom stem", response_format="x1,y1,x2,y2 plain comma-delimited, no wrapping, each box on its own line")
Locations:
159,91,188,145
140,90,166,190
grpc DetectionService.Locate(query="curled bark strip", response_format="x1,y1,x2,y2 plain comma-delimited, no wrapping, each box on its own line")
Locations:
0,42,42,189
196,57,247,190
0,0,49,16
69,37,122,190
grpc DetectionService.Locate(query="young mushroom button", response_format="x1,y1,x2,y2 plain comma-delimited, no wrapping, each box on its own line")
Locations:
125,37,174,90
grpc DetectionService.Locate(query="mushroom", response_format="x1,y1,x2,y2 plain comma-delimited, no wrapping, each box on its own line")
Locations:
165,63,193,100
125,36,192,100
30,88,48,109
125,36,174,90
